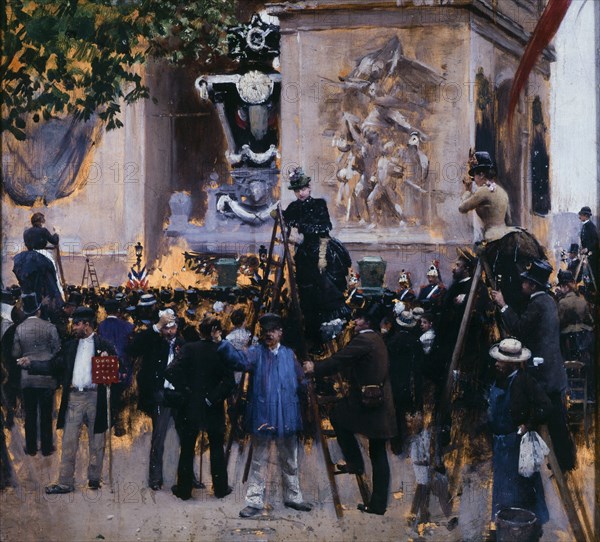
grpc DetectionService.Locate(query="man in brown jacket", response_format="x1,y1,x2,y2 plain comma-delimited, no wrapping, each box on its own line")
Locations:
304,305,397,515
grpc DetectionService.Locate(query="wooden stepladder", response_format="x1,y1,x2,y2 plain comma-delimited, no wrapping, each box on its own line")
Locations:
81,257,100,288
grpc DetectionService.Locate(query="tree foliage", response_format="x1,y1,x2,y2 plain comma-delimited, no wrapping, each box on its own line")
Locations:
1,0,238,140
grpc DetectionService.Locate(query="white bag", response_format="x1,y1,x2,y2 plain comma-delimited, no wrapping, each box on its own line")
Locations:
518,431,550,478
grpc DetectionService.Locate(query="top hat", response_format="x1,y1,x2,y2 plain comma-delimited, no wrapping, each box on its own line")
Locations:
568,243,579,254
66,291,83,307
557,269,575,285
258,312,283,331
489,338,531,363
287,167,311,190
468,151,496,177
72,306,96,323
21,293,41,316
159,289,173,303
578,206,592,217
173,287,185,303
520,259,552,289
186,288,199,305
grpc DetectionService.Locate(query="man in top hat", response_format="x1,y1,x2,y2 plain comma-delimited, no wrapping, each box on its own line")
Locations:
577,205,599,281
458,151,517,242
304,305,397,515
19,306,117,493
488,338,550,532
491,259,575,471
234,312,312,518
127,308,185,490
12,293,61,456
97,298,135,436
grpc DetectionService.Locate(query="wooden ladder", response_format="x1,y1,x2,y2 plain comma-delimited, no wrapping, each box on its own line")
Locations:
81,257,100,288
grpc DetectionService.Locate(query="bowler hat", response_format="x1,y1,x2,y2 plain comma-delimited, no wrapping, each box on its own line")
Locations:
578,206,592,217
468,151,496,177
21,293,41,316
72,306,95,323
259,312,283,331
287,167,311,190
520,259,552,289
489,338,531,363
355,302,384,328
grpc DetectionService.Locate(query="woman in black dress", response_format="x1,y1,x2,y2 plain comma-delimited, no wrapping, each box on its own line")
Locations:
282,168,351,344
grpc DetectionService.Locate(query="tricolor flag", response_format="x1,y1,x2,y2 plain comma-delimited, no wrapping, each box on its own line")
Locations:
128,265,148,289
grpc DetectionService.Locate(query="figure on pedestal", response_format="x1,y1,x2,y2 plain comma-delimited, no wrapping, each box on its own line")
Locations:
282,168,352,345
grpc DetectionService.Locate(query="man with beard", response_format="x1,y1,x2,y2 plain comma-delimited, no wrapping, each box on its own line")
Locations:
128,308,184,490
236,313,312,518
19,306,116,493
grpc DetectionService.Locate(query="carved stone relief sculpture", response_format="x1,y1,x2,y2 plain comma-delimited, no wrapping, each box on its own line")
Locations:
329,36,443,228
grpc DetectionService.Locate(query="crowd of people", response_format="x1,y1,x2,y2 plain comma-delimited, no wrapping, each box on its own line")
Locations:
0,154,597,536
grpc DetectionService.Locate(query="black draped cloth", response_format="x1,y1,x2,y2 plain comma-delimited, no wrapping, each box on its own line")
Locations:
283,197,351,341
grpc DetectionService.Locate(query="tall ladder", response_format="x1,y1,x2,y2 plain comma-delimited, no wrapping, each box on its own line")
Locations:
233,204,369,518
81,257,100,288
436,254,594,542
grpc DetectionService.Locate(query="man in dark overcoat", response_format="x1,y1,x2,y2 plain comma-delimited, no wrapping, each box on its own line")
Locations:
165,317,237,500
305,306,397,515
492,259,575,471
127,308,184,490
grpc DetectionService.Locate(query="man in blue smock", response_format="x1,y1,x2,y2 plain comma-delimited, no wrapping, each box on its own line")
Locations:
237,313,312,518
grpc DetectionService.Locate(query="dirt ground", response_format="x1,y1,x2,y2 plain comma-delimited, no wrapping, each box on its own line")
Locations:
0,410,592,542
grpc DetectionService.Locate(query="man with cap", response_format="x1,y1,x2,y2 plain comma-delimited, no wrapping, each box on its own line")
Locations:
304,305,397,515
488,338,551,533
12,293,61,456
577,205,599,282
19,306,116,493
127,308,184,490
235,313,312,518
282,167,351,346
97,298,135,436
491,259,576,471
